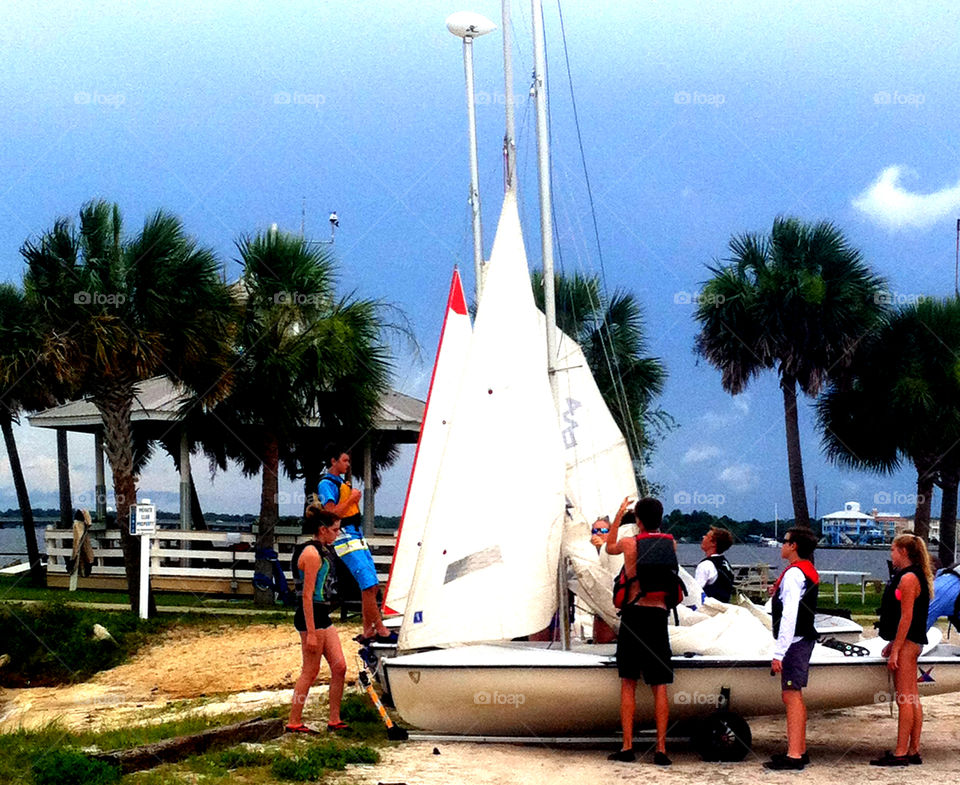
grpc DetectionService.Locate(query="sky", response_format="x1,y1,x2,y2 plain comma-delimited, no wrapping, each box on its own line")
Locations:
2,1,960,523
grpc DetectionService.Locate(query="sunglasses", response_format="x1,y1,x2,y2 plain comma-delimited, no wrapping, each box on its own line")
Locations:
592,527,609,535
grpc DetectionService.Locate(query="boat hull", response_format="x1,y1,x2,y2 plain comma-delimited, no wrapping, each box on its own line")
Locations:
383,641,960,735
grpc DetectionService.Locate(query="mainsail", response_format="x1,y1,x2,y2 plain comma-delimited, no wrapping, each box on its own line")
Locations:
398,191,566,650
383,269,471,617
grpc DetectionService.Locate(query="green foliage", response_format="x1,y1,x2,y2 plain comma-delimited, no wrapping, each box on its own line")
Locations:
0,602,167,687
215,746,275,769
31,750,119,785
339,692,381,723
271,740,380,781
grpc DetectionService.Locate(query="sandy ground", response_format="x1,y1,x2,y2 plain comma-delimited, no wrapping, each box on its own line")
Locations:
0,620,365,732
3,621,960,784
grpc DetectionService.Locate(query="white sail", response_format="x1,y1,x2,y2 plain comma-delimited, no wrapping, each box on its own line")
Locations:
383,269,472,617
399,191,566,650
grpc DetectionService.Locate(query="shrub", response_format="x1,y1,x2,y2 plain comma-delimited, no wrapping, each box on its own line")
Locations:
31,749,120,785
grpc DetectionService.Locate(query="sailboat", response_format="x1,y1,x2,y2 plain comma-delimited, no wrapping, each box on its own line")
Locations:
380,1,960,752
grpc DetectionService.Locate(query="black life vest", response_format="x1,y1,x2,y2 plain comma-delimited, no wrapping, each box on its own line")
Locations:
699,554,736,603
290,540,338,604
771,560,819,641
878,565,930,645
613,531,685,610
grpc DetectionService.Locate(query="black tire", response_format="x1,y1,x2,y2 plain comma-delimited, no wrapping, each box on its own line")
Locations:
693,711,752,762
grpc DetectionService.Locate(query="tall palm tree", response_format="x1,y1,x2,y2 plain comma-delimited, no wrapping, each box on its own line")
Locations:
818,298,960,564
0,283,60,585
531,270,670,490
21,200,236,612
204,230,392,605
694,218,887,527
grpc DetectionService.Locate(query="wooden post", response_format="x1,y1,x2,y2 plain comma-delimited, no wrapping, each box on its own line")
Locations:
94,430,107,522
363,438,374,536
179,431,192,530
57,429,72,527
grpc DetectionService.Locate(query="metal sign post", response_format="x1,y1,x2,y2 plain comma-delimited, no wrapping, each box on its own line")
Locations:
129,498,156,619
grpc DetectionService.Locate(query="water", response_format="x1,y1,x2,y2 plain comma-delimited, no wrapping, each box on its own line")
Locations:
0,523,50,568
677,543,892,581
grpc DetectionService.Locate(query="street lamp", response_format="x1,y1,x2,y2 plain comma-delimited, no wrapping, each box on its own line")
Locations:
446,11,496,302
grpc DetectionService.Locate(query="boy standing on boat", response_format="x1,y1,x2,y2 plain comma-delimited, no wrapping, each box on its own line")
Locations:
763,527,819,771
695,526,735,603
606,495,675,766
318,445,394,644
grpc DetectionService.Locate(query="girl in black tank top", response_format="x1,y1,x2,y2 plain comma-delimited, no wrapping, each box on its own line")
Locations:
870,534,934,767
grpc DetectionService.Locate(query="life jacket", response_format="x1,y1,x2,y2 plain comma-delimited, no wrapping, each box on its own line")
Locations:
699,554,736,603
291,540,338,604
878,565,930,645
318,472,362,528
771,560,819,641
613,531,685,611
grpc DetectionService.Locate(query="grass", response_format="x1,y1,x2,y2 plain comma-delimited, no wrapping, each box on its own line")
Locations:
1,695,388,785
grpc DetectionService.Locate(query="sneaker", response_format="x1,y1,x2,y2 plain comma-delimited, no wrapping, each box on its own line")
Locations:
653,751,672,766
908,753,922,765
764,755,805,770
607,749,636,762
869,751,909,767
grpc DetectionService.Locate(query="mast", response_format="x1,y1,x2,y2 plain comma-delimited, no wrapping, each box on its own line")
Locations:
502,0,516,191
531,0,568,650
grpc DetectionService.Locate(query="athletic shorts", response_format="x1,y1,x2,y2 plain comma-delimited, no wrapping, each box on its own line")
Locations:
339,547,379,591
616,605,674,685
781,638,815,690
294,602,333,632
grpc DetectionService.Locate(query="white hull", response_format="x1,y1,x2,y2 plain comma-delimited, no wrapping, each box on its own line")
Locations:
383,640,960,735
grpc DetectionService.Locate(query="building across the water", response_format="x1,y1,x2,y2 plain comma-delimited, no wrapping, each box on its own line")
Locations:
820,501,944,545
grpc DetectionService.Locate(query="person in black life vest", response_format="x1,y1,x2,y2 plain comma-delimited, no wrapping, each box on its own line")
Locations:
695,526,735,603
286,506,348,733
763,526,819,771
869,533,934,766
605,495,675,766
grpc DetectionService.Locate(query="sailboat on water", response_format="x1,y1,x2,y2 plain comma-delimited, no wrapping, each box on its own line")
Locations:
380,0,960,752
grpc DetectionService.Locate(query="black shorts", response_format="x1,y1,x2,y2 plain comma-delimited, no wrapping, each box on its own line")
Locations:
616,605,674,685
294,603,333,632
781,637,815,690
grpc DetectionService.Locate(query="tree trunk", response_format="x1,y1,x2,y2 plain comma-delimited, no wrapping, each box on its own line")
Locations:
254,431,279,607
913,460,935,542
781,376,810,528
0,410,44,586
938,467,958,569
96,392,155,616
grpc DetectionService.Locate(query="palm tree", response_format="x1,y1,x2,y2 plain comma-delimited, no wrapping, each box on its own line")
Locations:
203,230,392,605
694,218,887,527
531,270,670,490
818,298,960,564
21,201,236,612
0,283,60,585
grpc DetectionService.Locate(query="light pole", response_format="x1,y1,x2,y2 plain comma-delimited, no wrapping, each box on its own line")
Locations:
446,11,496,302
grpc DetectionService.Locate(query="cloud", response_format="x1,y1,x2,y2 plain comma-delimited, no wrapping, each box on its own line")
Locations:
682,445,722,464
718,463,759,493
852,165,960,230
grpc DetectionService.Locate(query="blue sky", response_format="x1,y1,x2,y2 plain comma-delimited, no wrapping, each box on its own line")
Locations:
2,1,960,521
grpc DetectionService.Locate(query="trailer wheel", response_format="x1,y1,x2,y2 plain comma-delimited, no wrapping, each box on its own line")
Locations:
693,711,752,762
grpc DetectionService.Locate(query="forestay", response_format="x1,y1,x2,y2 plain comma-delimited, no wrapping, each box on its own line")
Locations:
398,191,566,650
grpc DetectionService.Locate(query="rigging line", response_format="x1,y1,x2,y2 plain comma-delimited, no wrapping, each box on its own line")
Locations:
553,0,647,470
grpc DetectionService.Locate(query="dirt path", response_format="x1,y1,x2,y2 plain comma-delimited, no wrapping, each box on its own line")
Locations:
0,620,364,732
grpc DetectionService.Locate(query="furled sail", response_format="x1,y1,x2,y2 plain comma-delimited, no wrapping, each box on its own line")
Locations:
399,192,566,650
383,269,471,617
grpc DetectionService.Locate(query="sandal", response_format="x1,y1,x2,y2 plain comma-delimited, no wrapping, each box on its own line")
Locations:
285,723,320,735
869,751,909,767
353,633,375,646
327,721,350,731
